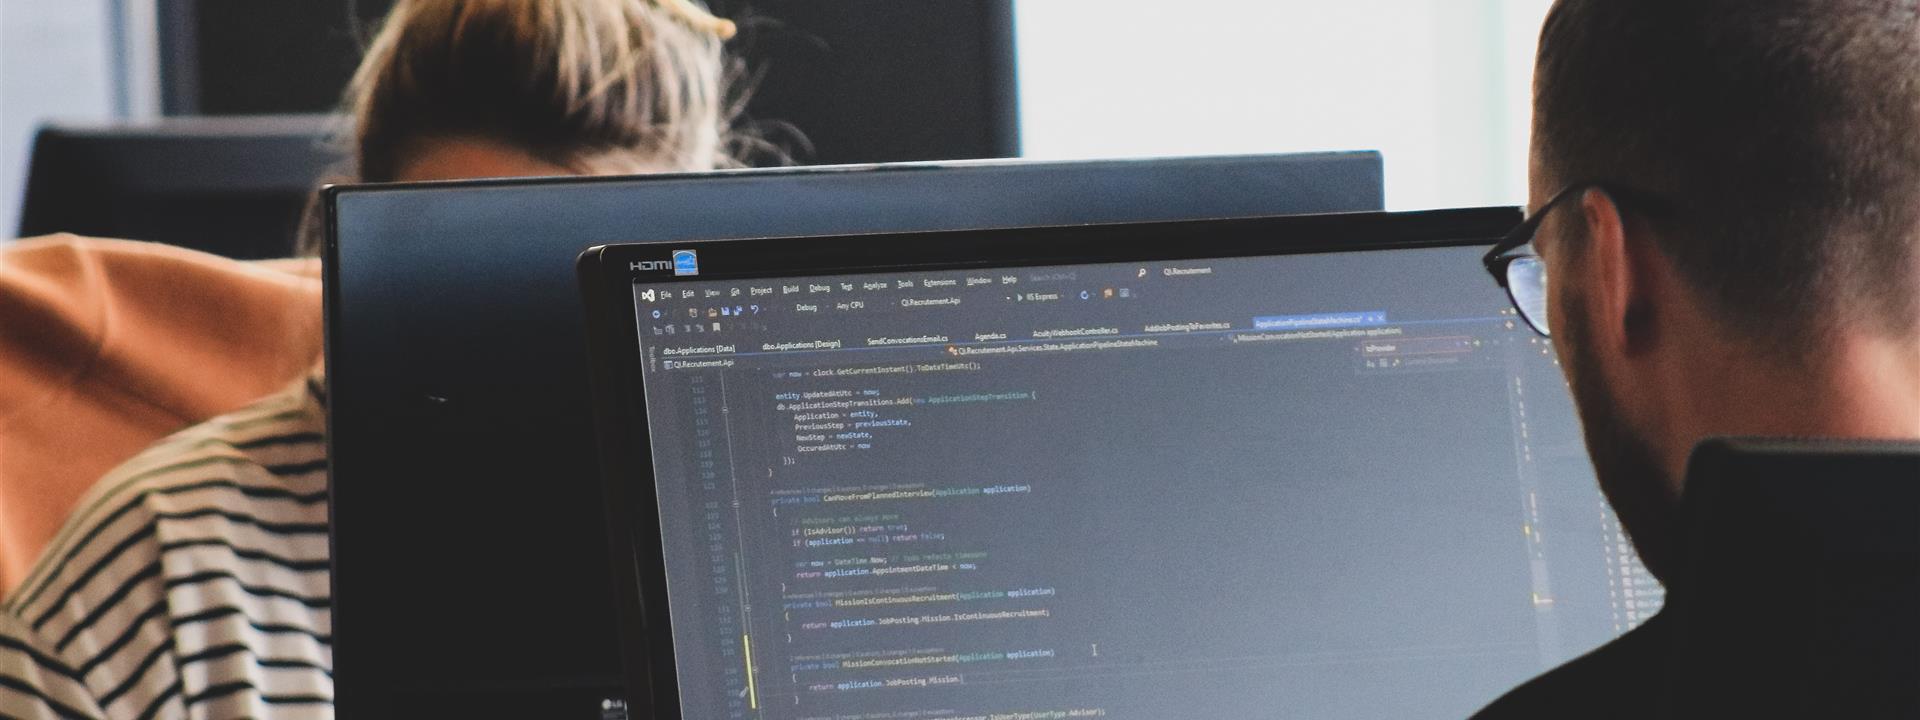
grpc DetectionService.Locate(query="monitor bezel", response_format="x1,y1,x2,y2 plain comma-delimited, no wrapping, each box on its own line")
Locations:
319,151,1379,202
578,206,1522,717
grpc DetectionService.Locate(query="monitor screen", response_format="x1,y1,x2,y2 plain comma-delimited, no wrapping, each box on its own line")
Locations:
601,217,1661,718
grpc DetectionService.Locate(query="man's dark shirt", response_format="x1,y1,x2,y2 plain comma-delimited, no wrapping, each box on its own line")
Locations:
1471,611,1671,719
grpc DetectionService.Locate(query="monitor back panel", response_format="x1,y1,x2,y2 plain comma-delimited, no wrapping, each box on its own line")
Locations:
18,116,339,259
325,154,1383,715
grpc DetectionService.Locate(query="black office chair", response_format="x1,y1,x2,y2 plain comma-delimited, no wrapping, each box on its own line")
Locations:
16,115,343,259
1662,437,1920,717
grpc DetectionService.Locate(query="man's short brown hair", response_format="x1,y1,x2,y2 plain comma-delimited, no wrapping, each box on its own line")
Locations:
1534,0,1920,349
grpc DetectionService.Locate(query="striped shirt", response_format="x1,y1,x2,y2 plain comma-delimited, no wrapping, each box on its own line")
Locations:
0,376,331,719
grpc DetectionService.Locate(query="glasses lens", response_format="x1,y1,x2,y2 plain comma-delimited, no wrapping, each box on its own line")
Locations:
1506,256,1551,336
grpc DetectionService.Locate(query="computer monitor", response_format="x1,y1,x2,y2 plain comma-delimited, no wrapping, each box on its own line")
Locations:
160,0,1018,165
578,208,1662,719
323,153,1385,716
16,115,339,259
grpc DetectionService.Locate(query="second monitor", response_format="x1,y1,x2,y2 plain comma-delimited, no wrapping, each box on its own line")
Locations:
325,153,1386,715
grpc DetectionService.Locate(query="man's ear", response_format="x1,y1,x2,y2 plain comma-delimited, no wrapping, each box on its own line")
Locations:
1578,189,1656,356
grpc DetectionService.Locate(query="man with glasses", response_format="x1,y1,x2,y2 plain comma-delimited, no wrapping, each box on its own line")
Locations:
1473,0,1920,715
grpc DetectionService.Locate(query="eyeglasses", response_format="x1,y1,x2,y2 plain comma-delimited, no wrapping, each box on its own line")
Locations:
1482,182,1671,337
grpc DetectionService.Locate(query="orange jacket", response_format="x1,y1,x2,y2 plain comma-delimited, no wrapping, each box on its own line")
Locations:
0,235,320,594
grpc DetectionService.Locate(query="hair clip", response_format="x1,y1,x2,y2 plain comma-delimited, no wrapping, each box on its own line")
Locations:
656,0,737,40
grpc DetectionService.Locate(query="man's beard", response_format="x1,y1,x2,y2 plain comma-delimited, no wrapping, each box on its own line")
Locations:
1558,295,1684,584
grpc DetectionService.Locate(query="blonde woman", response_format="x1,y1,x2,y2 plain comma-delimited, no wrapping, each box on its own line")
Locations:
0,1,742,717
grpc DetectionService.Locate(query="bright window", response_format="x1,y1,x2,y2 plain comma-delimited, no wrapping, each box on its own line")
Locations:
1016,0,1555,211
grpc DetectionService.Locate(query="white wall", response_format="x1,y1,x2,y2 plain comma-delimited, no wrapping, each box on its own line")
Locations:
1016,0,1556,211
0,0,117,240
